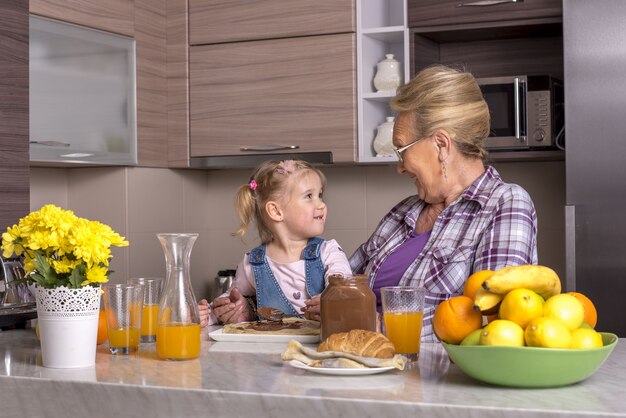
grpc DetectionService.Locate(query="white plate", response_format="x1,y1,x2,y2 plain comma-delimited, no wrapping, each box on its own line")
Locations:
208,328,320,344
287,360,396,376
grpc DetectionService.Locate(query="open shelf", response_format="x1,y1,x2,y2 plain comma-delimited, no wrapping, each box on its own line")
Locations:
356,0,409,163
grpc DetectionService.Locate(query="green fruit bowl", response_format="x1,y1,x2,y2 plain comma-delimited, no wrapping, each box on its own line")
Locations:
441,332,618,388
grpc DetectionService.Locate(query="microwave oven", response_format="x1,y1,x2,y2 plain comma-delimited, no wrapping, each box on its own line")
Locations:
477,75,564,150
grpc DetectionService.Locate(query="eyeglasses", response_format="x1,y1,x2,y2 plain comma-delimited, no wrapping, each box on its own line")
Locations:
393,137,423,162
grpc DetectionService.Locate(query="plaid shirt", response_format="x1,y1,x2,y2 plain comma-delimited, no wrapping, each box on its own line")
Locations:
349,166,538,342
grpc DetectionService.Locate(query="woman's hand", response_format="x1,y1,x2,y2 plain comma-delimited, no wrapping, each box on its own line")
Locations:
212,287,252,324
198,299,212,328
302,294,321,321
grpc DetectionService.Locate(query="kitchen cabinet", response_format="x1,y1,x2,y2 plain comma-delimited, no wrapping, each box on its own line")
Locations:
356,0,409,163
29,15,138,166
189,34,356,163
189,0,354,45
30,0,134,37
408,0,561,28
0,0,29,231
28,0,169,168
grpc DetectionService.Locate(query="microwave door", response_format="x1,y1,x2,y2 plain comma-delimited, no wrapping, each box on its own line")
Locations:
482,77,528,149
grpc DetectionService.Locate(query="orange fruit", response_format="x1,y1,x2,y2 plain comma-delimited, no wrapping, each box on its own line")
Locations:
568,292,598,328
433,295,482,345
543,293,585,330
462,270,494,300
97,310,108,345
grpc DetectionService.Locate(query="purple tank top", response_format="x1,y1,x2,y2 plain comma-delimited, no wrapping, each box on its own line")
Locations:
373,230,431,310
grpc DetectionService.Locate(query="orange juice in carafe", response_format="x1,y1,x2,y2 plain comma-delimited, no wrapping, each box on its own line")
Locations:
156,233,201,360
156,323,201,360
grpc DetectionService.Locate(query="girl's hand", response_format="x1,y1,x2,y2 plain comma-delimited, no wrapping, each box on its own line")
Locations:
301,294,321,321
212,288,252,324
198,299,211,328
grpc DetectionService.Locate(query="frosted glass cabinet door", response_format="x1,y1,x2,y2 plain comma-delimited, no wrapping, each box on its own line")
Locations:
29,16,137,165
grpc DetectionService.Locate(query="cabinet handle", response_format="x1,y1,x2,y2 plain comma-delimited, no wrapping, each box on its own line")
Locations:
239,145,300,152
456,0,522,7
30,140,71,147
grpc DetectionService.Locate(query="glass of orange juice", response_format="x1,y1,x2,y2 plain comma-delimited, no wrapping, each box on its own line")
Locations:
102,283,144,355
381,286,425,361
128,277,163,343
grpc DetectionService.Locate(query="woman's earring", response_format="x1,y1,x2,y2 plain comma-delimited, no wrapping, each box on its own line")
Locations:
441,160,448,181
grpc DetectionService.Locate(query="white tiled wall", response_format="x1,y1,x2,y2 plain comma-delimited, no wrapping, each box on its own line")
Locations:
30,161,565,302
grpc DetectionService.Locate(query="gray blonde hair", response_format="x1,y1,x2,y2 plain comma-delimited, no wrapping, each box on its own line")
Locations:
232,159,327,244
390,65,490,161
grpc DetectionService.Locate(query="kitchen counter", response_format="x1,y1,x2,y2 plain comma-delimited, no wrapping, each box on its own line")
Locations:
1,328,625,418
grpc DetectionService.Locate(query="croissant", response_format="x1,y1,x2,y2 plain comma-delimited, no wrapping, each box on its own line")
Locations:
317,329,395,359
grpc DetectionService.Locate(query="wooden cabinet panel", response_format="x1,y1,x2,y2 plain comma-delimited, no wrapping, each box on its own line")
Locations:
408,0,561,28
135,0,168,167
30,0,134,36
0,0,29,231
189,34,356,163
189,0,355,45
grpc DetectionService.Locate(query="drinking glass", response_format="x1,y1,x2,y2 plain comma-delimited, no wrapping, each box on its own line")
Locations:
381,286,425,361
128,277,163,343
102,283,143,355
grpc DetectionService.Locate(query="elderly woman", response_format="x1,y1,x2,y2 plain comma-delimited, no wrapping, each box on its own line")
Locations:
349,65,538,341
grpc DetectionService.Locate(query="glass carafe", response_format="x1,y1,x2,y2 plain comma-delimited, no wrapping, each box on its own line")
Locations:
156,233,201,360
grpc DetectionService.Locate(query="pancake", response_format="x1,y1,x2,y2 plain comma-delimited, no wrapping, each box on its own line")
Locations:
222,317,320,335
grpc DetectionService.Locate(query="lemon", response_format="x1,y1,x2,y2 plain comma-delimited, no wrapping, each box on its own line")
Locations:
460,328,482,346
498,288,544,329
543,293,585,330
479,319,525,347
571,328,603,349
525,317,572,348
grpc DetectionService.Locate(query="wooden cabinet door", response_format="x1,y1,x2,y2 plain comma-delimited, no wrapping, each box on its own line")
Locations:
189,33,356,162
408,0,561,28
189,0,355,45
30,0,134,36
0,0,29,231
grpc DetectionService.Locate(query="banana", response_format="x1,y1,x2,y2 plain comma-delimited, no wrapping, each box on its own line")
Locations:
473,287,503,315
482,264,561,300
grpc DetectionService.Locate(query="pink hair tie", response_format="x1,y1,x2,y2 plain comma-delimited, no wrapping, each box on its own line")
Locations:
249,180,258,191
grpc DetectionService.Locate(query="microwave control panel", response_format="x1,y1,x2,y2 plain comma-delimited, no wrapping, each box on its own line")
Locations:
527,90,552,146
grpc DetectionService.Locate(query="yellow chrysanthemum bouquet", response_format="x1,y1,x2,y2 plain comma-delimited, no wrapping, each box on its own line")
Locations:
1,204,128,288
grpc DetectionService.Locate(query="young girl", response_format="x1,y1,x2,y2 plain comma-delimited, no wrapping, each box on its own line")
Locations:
198,159,351,326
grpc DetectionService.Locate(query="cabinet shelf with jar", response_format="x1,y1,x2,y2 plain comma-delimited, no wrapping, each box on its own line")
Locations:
357,0,409,163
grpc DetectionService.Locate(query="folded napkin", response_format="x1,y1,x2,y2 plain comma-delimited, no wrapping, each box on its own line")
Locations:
281,340,406,370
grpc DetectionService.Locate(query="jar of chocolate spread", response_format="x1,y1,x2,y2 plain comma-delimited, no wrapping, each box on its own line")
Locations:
320,274,377,340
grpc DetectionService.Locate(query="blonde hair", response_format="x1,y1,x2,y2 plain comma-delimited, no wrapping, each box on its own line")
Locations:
232,159,327,244
390,65,490,161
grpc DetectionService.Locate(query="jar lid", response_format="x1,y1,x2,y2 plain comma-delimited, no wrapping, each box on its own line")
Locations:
217,269,236,277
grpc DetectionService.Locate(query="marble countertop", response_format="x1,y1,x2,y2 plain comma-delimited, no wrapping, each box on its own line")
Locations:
1,328,625,418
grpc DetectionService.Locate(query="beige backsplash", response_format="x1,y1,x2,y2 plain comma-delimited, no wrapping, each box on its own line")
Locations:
30,161,565,302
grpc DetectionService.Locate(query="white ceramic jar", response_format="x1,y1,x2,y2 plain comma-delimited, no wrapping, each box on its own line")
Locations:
373,117,396,157
373,54,402,92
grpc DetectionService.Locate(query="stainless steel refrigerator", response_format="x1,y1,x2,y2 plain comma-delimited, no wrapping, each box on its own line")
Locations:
564,0,626,336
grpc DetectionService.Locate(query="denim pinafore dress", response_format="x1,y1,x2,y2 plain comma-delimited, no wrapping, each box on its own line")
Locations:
249,237,325,317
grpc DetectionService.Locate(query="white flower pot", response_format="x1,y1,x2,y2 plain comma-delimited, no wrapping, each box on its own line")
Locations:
35,285,101,368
